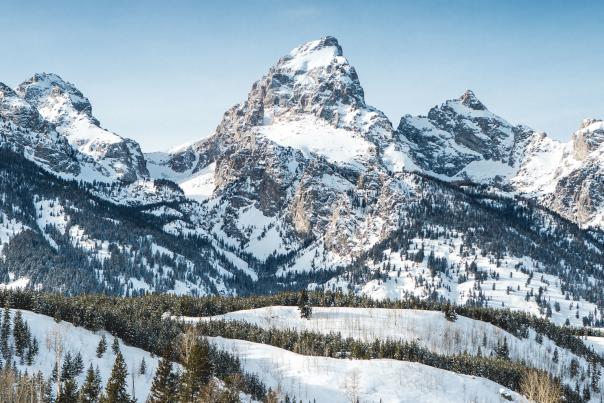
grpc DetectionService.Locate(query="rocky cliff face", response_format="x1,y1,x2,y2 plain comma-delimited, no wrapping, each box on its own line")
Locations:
538,119,604,228
0,81,82,176
153,37,411,270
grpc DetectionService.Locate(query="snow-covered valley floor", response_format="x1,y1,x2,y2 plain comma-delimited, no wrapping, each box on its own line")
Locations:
209,336,526,403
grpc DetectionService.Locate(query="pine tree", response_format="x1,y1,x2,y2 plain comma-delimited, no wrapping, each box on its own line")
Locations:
58,378,79,403
1,303,11,359
62,351,74,380
139,357,146,375
112,337,120,355
26,335,39,365
443,302,457,322
147,357,177,403
552,348,559,363
73,352,84,377
100,351,132,403
569,358,579,378
591,361,601,392
298,289,312,319
179,338,212,402
80,364,102,403
96,335,107,358
496,338,509,359
13,310,27,358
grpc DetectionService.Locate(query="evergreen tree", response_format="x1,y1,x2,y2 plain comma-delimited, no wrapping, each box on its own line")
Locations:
179,338,212,402
552,348,559,363
591,361,601,392
139,357,146,375
73,352,84,377
112,337,120,355
62,351,74,380
96,335,107,358
443,302,457,322
26,336,39,365
1,303,10,359
13,310,28,358
79,364,102,403
298,289,312,320
58,378,79,403
147,358,177,403
569,358,579,378
496,338,509,359
100,351,132,403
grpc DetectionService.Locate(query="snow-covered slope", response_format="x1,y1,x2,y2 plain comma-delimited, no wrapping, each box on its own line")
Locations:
209,336,526,403
12,309,159,401
186,306,601,393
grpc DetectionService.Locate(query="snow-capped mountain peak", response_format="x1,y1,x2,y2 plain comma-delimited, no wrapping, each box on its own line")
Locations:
396,90,533,180
17,72,97,125
280,36,345,73
16,73,149,183
458,89,487,110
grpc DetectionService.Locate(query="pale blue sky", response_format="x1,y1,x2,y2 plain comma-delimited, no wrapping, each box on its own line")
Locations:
1,0,602,150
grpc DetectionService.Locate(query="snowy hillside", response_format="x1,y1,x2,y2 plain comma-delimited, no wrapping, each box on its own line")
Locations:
208,336,526,403
185,306,602,393
10,309,159,401
358,235,602,328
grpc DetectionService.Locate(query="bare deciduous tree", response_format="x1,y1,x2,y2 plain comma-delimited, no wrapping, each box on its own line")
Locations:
46,327,64,398
520,369,562,403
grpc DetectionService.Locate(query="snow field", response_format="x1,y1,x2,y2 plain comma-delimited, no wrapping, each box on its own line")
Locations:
208,336,527,403
187,306,600,393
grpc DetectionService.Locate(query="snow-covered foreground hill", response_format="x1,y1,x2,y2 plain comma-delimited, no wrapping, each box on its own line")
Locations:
185,306,600,393
208,336,526,403
13,310,159,401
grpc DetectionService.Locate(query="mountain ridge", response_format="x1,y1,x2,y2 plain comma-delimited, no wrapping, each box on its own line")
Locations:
0,37,603,323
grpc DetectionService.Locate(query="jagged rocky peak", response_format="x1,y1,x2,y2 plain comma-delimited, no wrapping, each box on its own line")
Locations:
210,35,394,160
230,36,369,127
459,89,486,110
280,36,344,72
572,118,604,160
0,82,47,132
17,73,98,126
16,73,149,183
396,90,535,179
269,36,371,118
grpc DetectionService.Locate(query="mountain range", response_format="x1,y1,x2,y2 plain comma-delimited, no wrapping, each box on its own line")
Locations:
1,37,603,324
